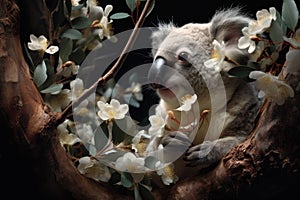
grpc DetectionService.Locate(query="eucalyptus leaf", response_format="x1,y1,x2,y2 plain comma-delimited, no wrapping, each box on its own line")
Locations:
269,21,283,51
94,122,109,151
144,156,158,170
282,0,299,31
40,83,63,94
146,0,155,17
227,66,257,78
139,183,155,200
44,59,54,79
61,29,83,40
108,172,121,185
121,172,133,188
113,116,136,144
110,12,131,20
59,38,73,63
129,73,138,84
65,0,72,17
71,16,92,29
69,48,85,64
126,0,136,12
33,60,47,87
134,186,143,200
123,94,140,108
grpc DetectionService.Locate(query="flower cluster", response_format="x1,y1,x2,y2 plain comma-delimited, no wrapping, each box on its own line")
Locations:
207,3,299,106
28,34,59,54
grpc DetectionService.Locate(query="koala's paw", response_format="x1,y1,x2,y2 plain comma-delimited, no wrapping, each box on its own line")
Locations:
159,131,192,160
184,140,220,167
161,131,192,148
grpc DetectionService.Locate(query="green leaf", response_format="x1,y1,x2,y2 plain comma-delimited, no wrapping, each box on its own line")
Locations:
71,16,92,29
146,0,155,17
112,116,136,144
44,59,54,79
269,21,284,51
40,83,63,94
110,12,131,20
94,122,109,151
33,60,47,87
121,172,133,188
65,0,72,18
227,66,257,78
123,94,140,108
144,156,158,170
59,38,73,63
139,183,154,200
282,0,299,31
129,73,138,84
134,186,143,200
69,48,85,64
108,172,121,185
126,0,136,12
61,29,82,40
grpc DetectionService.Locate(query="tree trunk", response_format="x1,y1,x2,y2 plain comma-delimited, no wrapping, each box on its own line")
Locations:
0,1,299,199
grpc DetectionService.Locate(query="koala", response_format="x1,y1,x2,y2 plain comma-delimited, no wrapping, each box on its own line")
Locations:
147,8,260,181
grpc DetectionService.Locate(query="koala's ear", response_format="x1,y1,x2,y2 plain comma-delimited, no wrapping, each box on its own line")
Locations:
151,23,176,57
209,8,252,45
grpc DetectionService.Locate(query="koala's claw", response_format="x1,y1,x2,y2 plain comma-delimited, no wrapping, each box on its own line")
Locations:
184,140,216,167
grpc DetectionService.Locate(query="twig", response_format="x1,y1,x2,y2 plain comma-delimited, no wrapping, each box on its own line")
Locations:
56,0,154,125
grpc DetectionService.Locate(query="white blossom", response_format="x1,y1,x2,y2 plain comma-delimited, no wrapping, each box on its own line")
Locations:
97,99,129,121
45,45,59,54
70,78,85,98
285,50,300,74
249,71,294,105
91,5,114,40
27,34,59,54
70,78,91,117
176,94,197,111
57,119,81,147
248,7,277,34
283,29,300,49
132,130,150,156
124,82,144,101
77,156,111,182
204,40,226,72
75,124,95,145
99,5,113,39
148,114,167,137
115,152,145,173
71,0,80,6
156,162,178,186
44,89,72,112
238,27,257,53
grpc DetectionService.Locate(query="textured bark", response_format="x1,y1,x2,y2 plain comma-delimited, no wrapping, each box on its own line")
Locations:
1,1,300,200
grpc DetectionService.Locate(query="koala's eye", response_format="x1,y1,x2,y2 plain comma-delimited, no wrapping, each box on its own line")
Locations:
177,52,191,67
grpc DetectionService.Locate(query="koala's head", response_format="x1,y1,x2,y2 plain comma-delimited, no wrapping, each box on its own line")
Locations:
148,8,253,106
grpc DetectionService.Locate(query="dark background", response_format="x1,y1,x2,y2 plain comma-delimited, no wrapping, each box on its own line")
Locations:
107,0,283,32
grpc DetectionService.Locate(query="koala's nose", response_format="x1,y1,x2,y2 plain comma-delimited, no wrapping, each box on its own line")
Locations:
148,57,167,89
